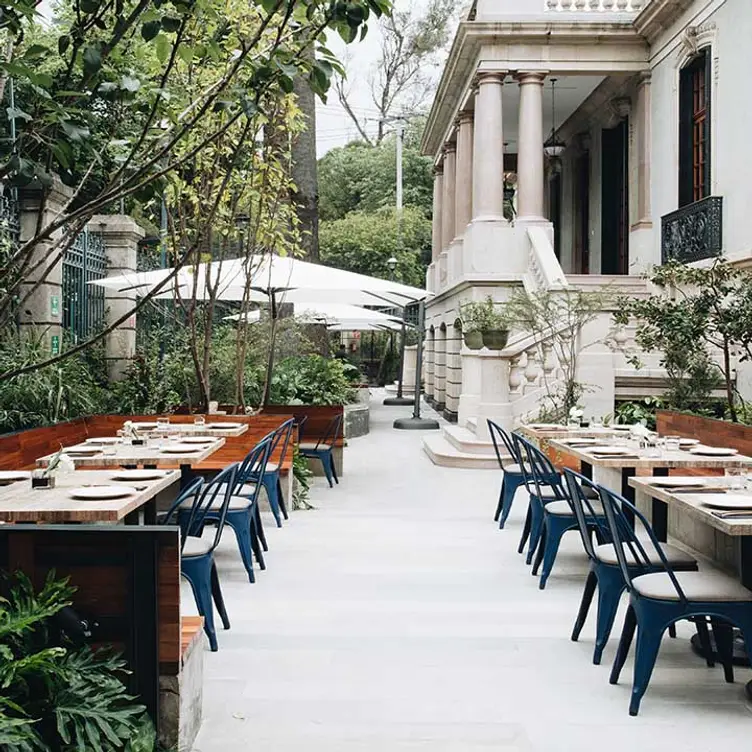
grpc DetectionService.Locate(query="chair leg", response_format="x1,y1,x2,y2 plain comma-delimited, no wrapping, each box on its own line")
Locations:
593,569,625,665
330,453,339,484
531,523,546,576
227,516,256,583
263,474,283,528
277,478,289,520
694,616,715,668
572,570,598,642
709,617,735,684
610,605,637,685
517,503,532,555
500,476,523,530
320,455,334,488
538,517,573,590
210,562,230,630
668,623,677,638
526,498,544,565
254,506,268,552
629,625,665,716
250,517,266,571
183,560,218,651
493,479,505,523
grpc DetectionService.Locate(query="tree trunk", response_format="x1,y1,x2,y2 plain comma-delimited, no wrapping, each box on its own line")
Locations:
290,47,320,261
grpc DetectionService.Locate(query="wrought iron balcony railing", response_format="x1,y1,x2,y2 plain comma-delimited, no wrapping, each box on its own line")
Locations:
661,196,723,265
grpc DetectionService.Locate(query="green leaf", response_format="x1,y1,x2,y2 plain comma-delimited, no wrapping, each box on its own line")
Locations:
120,74,141,92
58,35,71,55
161,16,181,32
154,33,170,64
82,45,102,76
60,121,91,142
141,20,161,41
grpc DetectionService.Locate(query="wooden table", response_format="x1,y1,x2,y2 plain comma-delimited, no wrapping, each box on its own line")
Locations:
548,439,752,526
127,421,248,438
36,438,224,488
520,425,631,440
630,475,752,687
0,469,179,524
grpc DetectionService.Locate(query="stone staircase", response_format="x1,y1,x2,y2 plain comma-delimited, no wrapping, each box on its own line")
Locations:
422,422,511,470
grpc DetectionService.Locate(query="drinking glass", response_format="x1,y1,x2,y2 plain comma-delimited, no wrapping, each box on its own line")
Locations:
194,415,206,428
725,468,745,491
664,435,681,452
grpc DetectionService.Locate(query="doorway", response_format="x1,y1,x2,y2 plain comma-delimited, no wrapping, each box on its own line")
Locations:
601,120,629,275
573,151,590,274
549,171,562,260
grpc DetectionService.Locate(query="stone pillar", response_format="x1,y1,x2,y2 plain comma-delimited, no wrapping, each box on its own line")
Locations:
441,143,456,251
454,112,474,238
635,72,652,226
443,322,462,422
17,179,73,353
472,72,506,222
425,327,436,402
516,71,547,223
91,215,145,380
431,164,444,262
433,324,447,412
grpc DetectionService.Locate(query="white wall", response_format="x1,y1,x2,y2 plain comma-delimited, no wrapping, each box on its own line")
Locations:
650,0,752,261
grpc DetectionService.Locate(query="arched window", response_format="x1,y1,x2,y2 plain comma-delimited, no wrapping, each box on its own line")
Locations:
679,48,711,206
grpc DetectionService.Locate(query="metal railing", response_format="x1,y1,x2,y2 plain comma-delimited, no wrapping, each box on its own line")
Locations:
62,228,107,342
661,196,723,264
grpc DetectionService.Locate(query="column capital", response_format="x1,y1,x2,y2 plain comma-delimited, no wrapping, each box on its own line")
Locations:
514,71,548,86
474,71,506,88
442,141,457,155
433,163,444,176
636,70,652,87
455,110,474,128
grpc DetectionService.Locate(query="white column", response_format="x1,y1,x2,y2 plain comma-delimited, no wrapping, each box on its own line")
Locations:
516,71,547,222
441,143,456,250
635,72,652,226
454,111,474,238
431,164,444,262
472,72,506,222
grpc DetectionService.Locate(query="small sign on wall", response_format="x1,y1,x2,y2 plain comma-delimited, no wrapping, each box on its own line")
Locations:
51,295,59,317
51,335,60,355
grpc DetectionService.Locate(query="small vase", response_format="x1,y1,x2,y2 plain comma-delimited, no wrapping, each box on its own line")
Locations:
463,331,483,350
482,329,509,350
31,470,55,490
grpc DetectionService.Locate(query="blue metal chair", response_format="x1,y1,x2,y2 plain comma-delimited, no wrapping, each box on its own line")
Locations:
487,420,527,529
512,433,568,566
197,437,274,584
163,467,238,651
300,413,343,488
599,486,752,716
249,418,294,528
563,469,701,664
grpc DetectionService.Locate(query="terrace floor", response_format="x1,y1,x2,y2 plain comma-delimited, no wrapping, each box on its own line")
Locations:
190,394,752,752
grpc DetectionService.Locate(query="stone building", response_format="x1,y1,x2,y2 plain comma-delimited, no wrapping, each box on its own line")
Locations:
421,0,751,466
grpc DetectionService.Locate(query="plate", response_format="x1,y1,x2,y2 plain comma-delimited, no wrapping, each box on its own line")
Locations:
689,446,739,457
205,422,239,429
85,437,121,445
110,470,166,481
0,471,30,482
180,437,215,444
610,424,633,431
132,422,159,430
562,438,597,445
699,495,752,511
589,446,633,455
69,486,136,500
64,447,102,455
160,444,201,454
649,478,707,488
527,423,565,430
679,438,700,447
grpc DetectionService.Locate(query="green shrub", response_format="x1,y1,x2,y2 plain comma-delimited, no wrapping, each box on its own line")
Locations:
269,355,356,406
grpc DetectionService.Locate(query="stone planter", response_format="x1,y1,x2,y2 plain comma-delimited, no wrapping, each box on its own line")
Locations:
482,329,509,350
463,330,483,350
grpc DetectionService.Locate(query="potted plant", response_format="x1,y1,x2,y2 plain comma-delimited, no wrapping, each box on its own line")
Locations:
31,446,73,489
461,297,509,350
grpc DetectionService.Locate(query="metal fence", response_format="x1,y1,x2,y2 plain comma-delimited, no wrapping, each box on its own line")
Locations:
62,228,107,342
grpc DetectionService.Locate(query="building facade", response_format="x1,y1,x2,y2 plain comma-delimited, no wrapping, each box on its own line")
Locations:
421,0,751,463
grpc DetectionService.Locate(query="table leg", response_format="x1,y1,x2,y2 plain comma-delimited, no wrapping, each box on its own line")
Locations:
621,467,636,528
580,461,592,480
180,464,194,490
143,497,157,526
651,468,669,543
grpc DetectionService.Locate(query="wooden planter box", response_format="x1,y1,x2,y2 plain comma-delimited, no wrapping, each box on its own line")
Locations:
656,410,752,458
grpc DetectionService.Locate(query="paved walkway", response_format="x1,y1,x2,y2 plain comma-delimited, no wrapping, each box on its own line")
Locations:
191,395,752,751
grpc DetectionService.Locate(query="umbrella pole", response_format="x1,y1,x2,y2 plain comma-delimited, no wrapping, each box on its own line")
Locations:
262,291,278,408
394,299,439,431
383,312,413,406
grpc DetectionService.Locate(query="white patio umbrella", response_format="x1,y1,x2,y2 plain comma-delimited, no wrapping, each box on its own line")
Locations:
224,302,403,327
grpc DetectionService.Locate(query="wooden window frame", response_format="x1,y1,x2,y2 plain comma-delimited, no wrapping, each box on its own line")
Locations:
679,49,711,207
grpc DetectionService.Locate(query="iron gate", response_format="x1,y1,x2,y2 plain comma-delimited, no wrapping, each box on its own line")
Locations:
62,228,107,342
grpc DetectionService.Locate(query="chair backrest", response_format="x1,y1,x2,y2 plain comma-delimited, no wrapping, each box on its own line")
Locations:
312,413,343,450
270,418,295,468
237,436,273,484
185,463,239,553
161,478,204,536
487,419,520,469
562,469,609,561
295,415,309,442
597,485,688,603
513,433,565,500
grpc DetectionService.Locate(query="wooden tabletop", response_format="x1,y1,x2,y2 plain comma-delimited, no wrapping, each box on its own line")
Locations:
519,425,632,440
127,421,248,438
36,438,224,468
548,439,752,470
0,469,180,523
629,476,752,537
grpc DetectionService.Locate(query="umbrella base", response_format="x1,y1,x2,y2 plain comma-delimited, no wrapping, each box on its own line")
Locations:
384,397,414,406
393,416,440,431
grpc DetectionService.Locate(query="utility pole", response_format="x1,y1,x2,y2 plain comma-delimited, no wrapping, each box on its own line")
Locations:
383,118,413,407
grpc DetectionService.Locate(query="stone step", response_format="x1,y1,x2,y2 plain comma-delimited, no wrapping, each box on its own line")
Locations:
422,434,501,470
444,425,497,456
466,416,478,433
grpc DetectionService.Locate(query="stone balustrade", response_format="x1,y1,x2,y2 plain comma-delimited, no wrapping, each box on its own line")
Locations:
545,0,646,11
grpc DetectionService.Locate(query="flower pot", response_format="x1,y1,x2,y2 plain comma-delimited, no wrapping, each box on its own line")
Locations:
482,329,509,350
463,331,483,350
31,472,55,490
